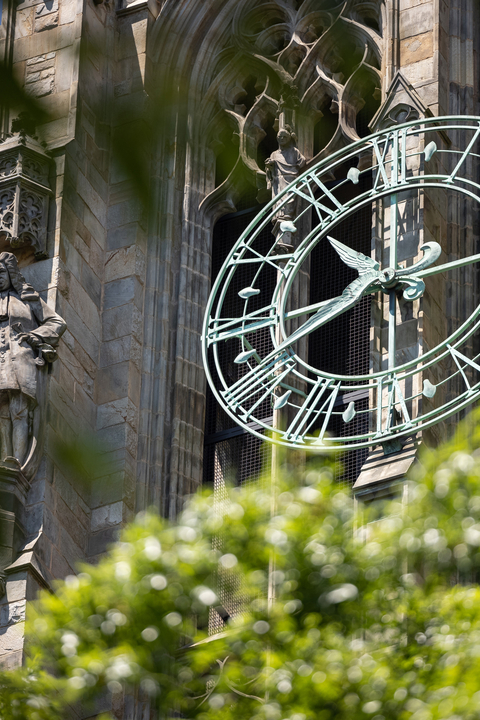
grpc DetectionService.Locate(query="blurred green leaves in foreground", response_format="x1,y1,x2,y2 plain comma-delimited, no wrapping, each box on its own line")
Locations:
5,415,480,718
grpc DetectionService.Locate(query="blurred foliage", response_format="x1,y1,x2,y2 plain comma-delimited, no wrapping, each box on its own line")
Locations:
51,433,118,493
5,412,480,717
0,54,182,216
0,63,49,132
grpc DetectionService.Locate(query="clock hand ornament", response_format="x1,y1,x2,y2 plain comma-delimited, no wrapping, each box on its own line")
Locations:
393,241,442,300
274,238,384,353
274,238,443,353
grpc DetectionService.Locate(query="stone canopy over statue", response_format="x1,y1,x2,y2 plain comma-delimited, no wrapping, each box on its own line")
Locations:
265,125,306,223
0,252,66,470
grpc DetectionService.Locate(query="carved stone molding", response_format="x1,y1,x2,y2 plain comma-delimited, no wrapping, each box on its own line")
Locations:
369,71,433,132
198,0,384,216
0,464,28,579
0,133,52,260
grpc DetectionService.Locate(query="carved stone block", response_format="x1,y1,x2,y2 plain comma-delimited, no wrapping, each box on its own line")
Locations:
0,133,52,260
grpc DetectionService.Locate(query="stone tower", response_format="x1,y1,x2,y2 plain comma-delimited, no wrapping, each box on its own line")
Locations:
0,0,479,678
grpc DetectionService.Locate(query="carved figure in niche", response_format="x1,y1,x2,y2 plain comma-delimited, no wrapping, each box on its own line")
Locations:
0,253,65,466
265,126,306,221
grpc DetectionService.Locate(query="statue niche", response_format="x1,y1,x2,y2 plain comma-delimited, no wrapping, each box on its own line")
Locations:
0,252,66,476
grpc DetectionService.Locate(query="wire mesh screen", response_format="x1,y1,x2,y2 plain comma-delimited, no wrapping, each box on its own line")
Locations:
204,432,271,488
204,199,273,631
204,196,273,486
308,172,372,484
205,175,373,488
327,395,369,487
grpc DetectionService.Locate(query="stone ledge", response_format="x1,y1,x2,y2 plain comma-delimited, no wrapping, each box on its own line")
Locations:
4,536,51,592
353,439,420,499
0,462,30,498
116,0,159,18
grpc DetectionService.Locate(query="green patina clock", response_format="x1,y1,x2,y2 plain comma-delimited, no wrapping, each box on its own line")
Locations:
202,116,480,451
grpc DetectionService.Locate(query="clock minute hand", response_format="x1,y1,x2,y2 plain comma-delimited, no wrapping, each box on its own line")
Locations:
416,251,480,279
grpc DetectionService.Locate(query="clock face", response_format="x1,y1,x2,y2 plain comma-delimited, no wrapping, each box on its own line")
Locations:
202,116,480,451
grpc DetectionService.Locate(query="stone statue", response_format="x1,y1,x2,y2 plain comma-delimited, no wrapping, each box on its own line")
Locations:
0,252,66,467
265,125,306,222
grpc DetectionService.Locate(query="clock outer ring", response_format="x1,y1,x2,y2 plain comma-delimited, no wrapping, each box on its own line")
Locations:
202,116,480,450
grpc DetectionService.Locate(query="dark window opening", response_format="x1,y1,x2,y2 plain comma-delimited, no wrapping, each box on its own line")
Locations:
204,199,273,487
356,80,381,138
257,112,278,170
215,126,238,187
326,37,364,81
362,15,381,34
308,170,373,484
235,75,261,115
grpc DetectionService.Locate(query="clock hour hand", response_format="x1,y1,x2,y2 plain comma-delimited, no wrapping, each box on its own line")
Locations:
274,237,382,352
275,272,380,353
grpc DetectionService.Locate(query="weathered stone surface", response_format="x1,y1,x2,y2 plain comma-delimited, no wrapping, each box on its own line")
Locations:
16,8,34,38
25,52,55,97
402,56,435,85
105,245,144,282
399,4,433,39
35,10,58,32
58,0,76,25
4,577,27,604
22,261,55,294
400,31,433,65
102,304,142,342
96,362,130,405
0,600,26,628
35,0,58,17
97,397,137,430
91,501,123,531
87,526,118,558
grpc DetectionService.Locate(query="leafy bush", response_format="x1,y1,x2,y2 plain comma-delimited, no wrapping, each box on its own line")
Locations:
3,415,480,719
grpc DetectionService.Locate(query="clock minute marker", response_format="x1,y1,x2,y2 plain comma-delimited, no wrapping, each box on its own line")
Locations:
423,379,437,398
446,345,480,391
238,287,260,299
343,401,356,423
207,303,277,345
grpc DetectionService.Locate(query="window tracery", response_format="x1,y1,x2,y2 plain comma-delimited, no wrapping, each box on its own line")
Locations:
199,0,384,213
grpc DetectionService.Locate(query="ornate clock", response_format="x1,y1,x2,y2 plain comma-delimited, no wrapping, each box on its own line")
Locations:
202,116,480,452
